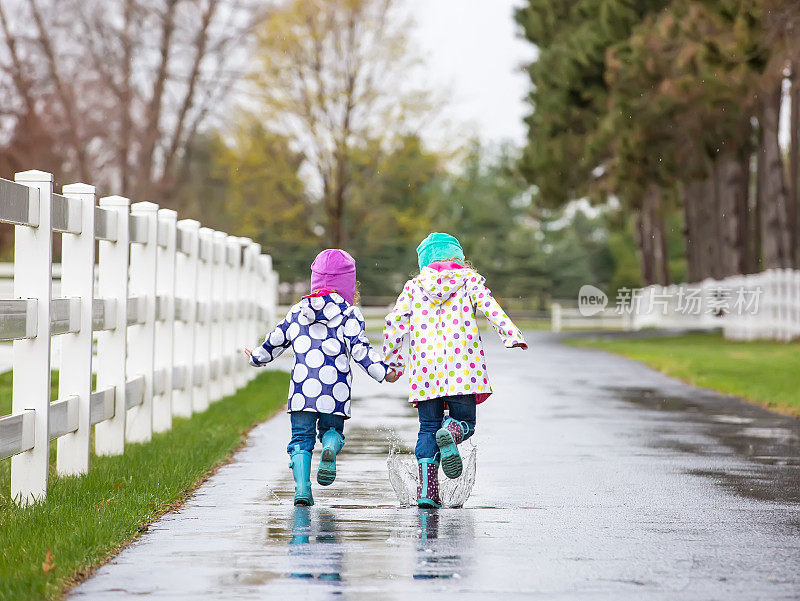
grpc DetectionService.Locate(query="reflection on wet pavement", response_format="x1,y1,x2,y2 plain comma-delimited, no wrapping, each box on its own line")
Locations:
604,385,800,503
71,332,800,600
287,507,343,582
414,508,474,580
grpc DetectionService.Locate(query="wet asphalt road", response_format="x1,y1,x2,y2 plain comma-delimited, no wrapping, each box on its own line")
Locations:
70,332,800,600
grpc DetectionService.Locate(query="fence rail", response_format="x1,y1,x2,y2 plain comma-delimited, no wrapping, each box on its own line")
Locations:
0,170,278,505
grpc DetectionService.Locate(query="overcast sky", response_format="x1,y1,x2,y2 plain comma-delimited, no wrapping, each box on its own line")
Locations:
407,0,536,148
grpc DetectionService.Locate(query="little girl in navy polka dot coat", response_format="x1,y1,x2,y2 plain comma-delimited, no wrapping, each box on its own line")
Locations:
245,249,399,506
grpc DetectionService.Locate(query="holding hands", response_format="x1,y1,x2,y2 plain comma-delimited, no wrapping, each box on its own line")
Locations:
247,345,402,383
385,368,402,383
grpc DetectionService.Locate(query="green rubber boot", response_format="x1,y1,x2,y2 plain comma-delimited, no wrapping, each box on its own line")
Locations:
317,428,344,486
417,458,441,508
436,416,469,479
289,446,314,506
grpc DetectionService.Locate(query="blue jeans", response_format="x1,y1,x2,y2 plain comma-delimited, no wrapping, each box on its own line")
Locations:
287,411,345,455
415,394,476,460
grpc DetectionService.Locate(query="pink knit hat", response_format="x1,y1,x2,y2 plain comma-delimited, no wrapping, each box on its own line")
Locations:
310,249,356,305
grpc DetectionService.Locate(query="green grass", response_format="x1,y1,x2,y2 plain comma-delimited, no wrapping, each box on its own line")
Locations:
567,332,800,416
0,370,289,601
0,370,59,414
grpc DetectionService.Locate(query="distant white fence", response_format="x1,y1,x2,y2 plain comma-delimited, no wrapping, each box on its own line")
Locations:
0,170,278,506
552,269,800,342
550,304,632,331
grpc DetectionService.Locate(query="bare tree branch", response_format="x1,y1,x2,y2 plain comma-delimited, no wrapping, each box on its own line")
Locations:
160,0,217,181
28,0,91,180
136,0,179,198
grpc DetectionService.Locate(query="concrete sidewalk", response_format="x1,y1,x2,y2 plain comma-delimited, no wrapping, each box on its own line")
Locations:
70,332,800,600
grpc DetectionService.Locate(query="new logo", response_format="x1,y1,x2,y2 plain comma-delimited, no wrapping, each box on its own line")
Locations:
578,285,608,317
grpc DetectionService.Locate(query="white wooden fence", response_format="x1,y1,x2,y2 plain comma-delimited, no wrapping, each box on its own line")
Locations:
552,269,800,342
633,269,800,341
0,170,278,506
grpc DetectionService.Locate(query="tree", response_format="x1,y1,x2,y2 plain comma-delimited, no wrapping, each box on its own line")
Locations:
516,0,800,283
249,0,433,247
605,1,799,275
514,0,672,285
346,134,443,297
764,0,800,264
432,142,551,304
603,2,762,279
176,121,318,284
0,0,263,201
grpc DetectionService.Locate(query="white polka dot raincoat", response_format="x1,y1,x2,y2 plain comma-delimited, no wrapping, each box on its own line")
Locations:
382,265,526,404
249,292,389,418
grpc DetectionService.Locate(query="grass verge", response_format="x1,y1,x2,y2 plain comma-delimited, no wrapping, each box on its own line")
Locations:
0,370,289,601
566,332,800,417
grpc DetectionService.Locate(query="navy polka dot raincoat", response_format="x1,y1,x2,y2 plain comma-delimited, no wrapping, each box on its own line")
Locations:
249,292,389,418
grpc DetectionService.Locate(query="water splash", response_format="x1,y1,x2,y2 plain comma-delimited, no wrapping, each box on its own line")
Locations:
263,483,281,503
387,440,477,508
441,444,476,508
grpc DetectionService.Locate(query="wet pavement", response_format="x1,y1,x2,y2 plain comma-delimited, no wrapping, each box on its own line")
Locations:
70,332,800,600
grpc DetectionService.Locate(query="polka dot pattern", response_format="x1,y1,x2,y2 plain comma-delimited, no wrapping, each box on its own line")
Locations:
250,292,389,419
417,461,441,505
382,267,526,406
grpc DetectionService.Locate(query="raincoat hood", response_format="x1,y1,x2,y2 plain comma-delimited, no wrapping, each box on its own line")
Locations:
298,292,348,326
415,266,472,305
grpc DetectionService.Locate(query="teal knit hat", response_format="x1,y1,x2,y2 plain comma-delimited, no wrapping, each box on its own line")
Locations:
416,232,464,270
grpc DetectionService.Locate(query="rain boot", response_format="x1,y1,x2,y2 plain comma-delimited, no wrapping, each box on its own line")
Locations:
417,458,441,508
317,428,344,486
436,416,469,479
289,445,314,506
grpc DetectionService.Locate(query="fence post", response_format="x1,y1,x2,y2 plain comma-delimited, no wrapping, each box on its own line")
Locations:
56,183,96,476
793,269,800,341
236,238,252,387
222,236,240,396
95,196,130,456
551,302,562,333
259,254,274,328
10,170,53,505
257,255,271,333
247,242,261,382
126,202,158,442
153,209,177,432
192,227,213,412
173,219,199,417
270,266,279,328
781,268,792,342
209,231,226,402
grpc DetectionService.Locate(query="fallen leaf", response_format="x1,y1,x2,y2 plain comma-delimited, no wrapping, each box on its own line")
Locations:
42,549,56,574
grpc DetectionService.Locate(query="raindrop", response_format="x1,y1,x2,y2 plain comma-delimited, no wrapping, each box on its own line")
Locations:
264,483,280,502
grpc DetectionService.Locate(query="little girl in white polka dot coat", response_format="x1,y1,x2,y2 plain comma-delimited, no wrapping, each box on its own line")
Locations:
246,249,399,506
383,233,527,508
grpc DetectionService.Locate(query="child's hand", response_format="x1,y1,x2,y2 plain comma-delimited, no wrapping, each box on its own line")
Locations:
385,369,401,383
244,348,253,357
512,342,528,350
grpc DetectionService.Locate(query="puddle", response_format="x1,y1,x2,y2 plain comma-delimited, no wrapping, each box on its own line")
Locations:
413,508,476,580
604,385,800,504
283,507,345,581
